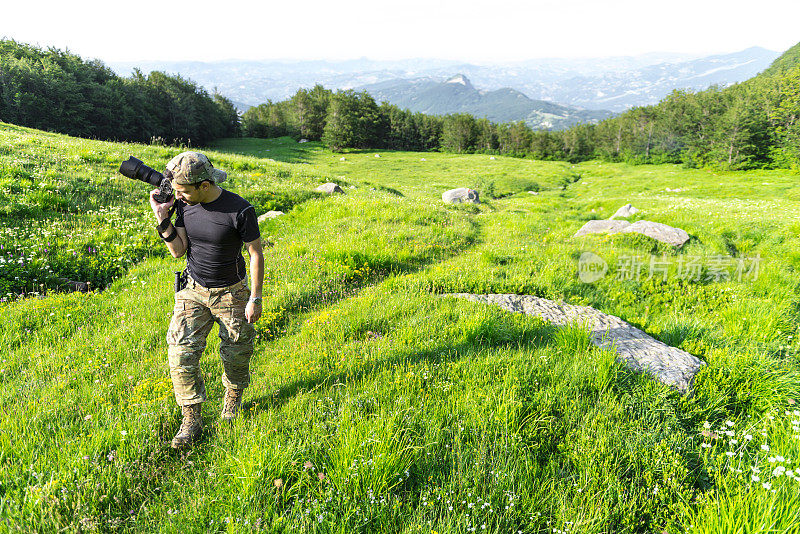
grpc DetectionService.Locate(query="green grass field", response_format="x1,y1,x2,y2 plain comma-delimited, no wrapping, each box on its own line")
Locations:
2,125,800,532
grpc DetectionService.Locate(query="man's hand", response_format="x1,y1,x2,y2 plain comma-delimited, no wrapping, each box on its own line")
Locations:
150,189,175,223
245,301,262,324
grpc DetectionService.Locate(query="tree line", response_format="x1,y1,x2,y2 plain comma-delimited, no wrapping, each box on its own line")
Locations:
241,86,553,156
0,40,240,145
574,43,800,170
5,37,800,171
244,42,800,170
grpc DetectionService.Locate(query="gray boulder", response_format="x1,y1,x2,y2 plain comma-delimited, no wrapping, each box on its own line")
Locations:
575,219,690,247
574,220,631,237
315,183,344,194
610,203,639,219
446,293,705,394
56,277,90,293
442,188,480,204
624,221,690,247
257,211,285,223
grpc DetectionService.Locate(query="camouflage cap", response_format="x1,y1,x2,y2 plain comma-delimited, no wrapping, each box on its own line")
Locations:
166,151,227,185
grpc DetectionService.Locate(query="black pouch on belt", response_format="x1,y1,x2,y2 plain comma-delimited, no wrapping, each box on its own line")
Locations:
174,269,188,293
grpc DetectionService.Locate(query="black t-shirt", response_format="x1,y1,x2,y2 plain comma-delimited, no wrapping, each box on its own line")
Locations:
174,189,260,288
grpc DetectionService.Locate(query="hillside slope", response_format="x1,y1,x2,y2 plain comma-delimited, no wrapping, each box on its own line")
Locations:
541,39,800,169
2,126,799,532
758,42,800,77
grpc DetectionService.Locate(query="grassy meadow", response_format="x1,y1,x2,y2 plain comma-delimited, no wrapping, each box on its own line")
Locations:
2,124,800,532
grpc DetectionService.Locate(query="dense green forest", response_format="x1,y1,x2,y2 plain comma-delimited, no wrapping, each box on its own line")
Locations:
243,42,800,170
0,40,240,145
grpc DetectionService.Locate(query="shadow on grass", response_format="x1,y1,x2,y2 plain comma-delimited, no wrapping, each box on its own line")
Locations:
246,320,561,414
255,227,482,345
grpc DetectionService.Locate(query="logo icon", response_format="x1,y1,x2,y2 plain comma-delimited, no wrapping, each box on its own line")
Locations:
578,252,608,283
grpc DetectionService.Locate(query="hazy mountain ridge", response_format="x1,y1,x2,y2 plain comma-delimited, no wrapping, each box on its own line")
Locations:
109,47,778,114
361,74,613,130
540,47,781,110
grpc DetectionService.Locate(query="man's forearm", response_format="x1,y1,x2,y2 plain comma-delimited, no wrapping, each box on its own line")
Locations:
249,251,264,298
157,220,186,258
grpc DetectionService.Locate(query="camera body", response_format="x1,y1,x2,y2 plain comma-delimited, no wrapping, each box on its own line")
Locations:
119,156,173,203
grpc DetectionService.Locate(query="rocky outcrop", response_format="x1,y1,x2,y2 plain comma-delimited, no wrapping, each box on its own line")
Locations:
56,277,90,293
574,219,690,247
610,203,639,219
447,293,705,393
625,220,690,247
257,211,285,223
574,220,632,236
442,188,480,204
315,183,344,194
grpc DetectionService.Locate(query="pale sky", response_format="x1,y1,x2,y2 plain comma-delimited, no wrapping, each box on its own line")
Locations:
2,0,799,63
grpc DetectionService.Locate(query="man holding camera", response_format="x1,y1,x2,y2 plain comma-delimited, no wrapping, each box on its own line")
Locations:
150,151,264,449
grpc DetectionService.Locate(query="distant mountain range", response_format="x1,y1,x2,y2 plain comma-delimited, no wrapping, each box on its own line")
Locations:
362,74,612,130
109,47,779,123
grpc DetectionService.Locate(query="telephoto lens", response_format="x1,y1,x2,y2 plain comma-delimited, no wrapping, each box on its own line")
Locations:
119,156,173,203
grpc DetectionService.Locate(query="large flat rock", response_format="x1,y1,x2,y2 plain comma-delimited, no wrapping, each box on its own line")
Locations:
574,219,690,247
447,293,705,394
624,220,690,247
574,220,631,236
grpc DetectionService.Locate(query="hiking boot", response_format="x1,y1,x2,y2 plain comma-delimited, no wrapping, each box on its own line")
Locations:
171,403,203,449
221,388,244,421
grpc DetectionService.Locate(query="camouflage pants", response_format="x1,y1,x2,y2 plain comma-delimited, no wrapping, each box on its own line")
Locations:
166,276,256,406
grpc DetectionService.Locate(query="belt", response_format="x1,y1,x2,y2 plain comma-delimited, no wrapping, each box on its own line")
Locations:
186,275,246,292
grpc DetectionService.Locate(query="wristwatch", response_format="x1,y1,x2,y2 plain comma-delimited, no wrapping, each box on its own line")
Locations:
248,297,262,304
